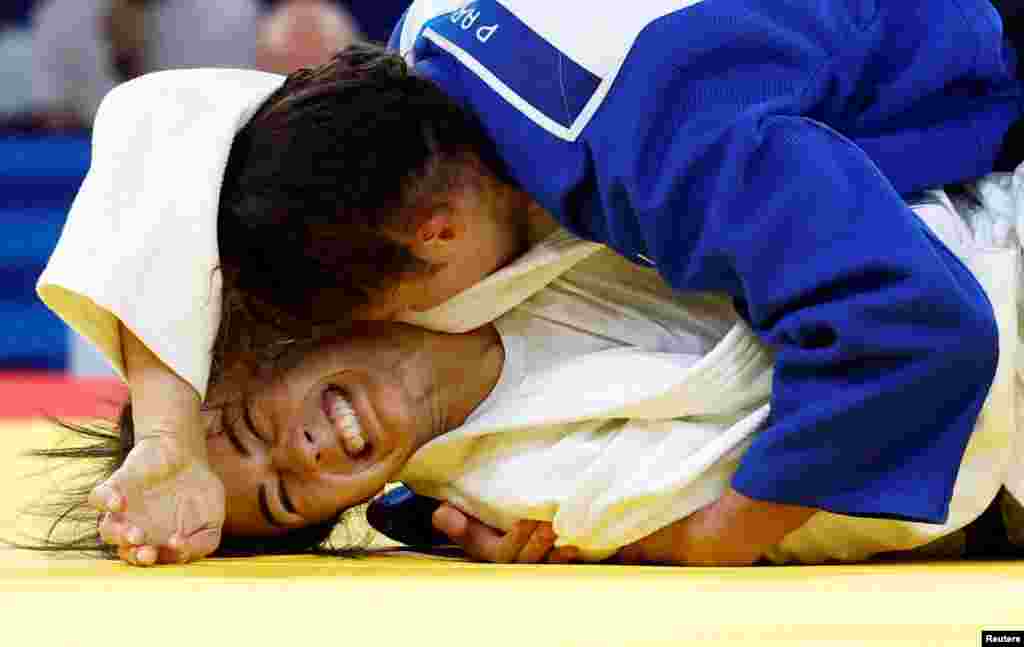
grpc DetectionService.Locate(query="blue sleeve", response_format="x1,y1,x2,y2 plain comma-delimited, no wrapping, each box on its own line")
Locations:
640,116,999,523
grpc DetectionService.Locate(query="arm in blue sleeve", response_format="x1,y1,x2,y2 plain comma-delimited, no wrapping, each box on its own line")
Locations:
643,116,999,523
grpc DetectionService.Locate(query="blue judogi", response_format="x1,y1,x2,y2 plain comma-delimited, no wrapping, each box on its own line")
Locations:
390,0,1024,523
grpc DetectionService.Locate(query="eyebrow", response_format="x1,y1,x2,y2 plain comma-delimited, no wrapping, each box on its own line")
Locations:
258,484,285,529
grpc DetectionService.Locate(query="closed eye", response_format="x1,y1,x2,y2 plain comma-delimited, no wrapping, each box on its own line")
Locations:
258,484,285,529
240,401,265,443
237,403,298,518
279,478,298,516
223,416,249,457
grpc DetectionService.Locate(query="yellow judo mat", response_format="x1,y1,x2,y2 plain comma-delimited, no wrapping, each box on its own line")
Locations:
3,420,1023,647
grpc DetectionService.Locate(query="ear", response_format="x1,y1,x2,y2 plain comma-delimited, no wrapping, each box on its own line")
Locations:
409,210,461,263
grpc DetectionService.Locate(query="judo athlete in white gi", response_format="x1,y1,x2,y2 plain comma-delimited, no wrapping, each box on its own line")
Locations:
39,164,1023,564
218,205,1021,565
37,0,1024,565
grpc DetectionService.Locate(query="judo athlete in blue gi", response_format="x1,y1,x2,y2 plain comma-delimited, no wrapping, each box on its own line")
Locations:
379,0,1024,563
69,0,1024,566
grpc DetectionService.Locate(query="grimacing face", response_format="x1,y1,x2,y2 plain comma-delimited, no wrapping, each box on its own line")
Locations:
203,323,438,537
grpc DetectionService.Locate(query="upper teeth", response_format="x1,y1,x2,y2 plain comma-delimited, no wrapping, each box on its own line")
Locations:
326,389,367,456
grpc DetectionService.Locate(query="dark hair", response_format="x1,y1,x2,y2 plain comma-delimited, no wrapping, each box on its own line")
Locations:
7,402,363,559
214,41,505,371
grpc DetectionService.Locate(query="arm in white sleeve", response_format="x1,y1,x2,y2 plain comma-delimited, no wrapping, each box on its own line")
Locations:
36,68,285,397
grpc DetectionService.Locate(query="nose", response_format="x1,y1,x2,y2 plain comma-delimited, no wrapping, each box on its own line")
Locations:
273,425,344,475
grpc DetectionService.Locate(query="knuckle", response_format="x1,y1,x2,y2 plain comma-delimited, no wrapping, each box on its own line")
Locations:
89,484,116,510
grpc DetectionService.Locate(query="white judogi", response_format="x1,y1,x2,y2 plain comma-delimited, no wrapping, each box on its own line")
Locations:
36,69,1023,563
400,247,772,560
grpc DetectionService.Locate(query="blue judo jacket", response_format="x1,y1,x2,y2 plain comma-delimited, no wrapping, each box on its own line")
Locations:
390,0,1024,523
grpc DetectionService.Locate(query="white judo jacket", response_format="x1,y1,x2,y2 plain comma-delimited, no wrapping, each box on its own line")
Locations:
37,69,1022,563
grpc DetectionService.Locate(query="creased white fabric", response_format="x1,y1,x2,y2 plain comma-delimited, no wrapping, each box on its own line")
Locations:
945,175,1024,506
400,318,774,560
37,68,285,396
399,247,772,560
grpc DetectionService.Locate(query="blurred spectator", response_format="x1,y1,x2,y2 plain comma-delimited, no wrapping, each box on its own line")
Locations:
336,0,408,43
255,0,360,74
0,0,36,118
259,0,409,44
0,25,33,116
29,0,264,130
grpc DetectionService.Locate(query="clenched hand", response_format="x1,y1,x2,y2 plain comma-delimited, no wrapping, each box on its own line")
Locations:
92,431,225,565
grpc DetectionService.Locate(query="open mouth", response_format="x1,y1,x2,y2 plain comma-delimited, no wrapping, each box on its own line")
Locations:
322,387,369,458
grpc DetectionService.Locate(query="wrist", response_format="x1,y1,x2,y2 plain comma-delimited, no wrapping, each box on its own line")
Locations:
714,488,816,545
120,323,207,459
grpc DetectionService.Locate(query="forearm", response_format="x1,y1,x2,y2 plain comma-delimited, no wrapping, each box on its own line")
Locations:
120,323,207,459
705,488,816,554
615,488,816,567
650,116,995,521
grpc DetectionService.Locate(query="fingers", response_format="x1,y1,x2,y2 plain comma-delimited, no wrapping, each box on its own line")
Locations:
98,502,221,566
546,546,581,564
511,521,552,563
117,544,158,567
485,519,538,563
512,523,581,564
432,504,468,540
172,495,223,563
114,537,197,567
88,483,124,514
432,504,580,565
433,504,515,562
434,505,509,562
113,539,195,567
98,514,181,566
98,513,145,546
